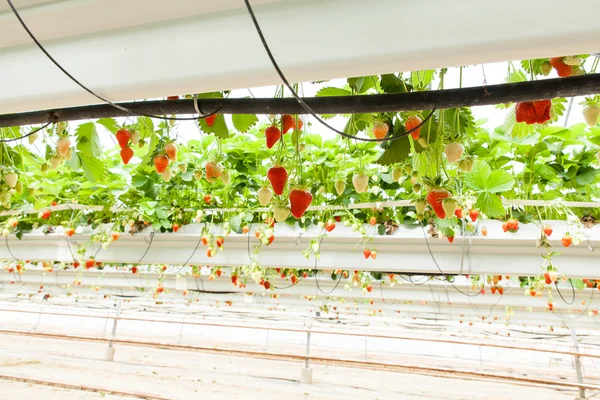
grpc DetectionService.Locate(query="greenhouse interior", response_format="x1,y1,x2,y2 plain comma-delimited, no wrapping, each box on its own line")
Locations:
1,0,600,399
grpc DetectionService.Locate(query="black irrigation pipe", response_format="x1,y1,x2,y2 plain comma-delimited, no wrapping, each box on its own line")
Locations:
1,74,599,128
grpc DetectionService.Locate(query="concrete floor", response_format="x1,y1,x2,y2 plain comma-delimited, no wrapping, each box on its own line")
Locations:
0,334,582,400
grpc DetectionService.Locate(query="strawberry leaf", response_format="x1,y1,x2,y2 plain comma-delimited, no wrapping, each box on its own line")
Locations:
76,122,102,158
232,114,258,133
375,136,410,165
199,114,229,139
486,170,515,193
464,160,491,191
475,192,504,218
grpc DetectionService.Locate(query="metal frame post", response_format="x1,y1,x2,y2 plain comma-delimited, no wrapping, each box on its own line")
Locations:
570,327,586,399
104,298,122,361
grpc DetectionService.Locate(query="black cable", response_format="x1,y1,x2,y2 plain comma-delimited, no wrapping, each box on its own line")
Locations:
421,226,483,298
554,279,575,305
0,121,54,143
174,235,203,274
5,0,220,122
243,0,437,143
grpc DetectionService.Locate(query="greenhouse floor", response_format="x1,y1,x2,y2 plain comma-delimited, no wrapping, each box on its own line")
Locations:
0,332,583,400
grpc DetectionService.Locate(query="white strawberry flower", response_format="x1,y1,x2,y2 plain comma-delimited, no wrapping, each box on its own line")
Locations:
370,185,381,195
371,175,379,182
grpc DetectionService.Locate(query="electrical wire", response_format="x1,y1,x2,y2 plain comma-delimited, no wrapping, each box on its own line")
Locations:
243,0,437,143
5,0,220,122
421,226,483,298
0,121,54,143
554,279,576,305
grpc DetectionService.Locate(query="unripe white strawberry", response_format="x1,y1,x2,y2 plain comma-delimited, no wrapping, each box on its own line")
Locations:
258,187,273,206
444,142,464,164
352,173,369,193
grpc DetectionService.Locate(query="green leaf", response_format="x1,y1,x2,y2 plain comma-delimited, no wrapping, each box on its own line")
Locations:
464,160,491,191
376,136,410,165
131,174,148,187
380,74,407,94
232,114,258,133
506,69,527,83
576,167,597,185
486,170,515,192
316,87,352,97
76,122,102,158
475,192,505,218
199,114,229,139
96,118,119,134
80,156,107,182
411,70,435,89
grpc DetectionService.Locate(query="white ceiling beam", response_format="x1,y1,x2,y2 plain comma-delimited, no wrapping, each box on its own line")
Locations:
0,0,599,114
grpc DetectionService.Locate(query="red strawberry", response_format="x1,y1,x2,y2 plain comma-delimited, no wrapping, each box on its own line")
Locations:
366,284,373,293
205,161,222,181
426,189,451,219
405,115,423,140
115,129,130,149
363,248,371,259
111,232,120,241
502,222,509,232
72,261,80,269
507,219,519,232
334,216,341,222
164,142,177,161
455,207,464,219
325,219,336,232
447,236,454,243
268,236,275,245
201,235,209,246
172,223,180,232
132,266,138,274
231,274,238,285
282,114,295,134
265,126,282,149
242,226,250,234
216,236,224,247
216,269,222,277
85,258,95,269
291,275,298,284
550,57,573,77
562,233,572,247
369,216,377,226
65,227,75,237
532,100,552,124
263,281,271,290
120,146,134,165
515,102,536,124
543,225,553,237
204,195,212,204
57,136,71,157
372,121,389,139
153,154,169,173
41,209,51,220
497,286,504,295
491,286,497,295
205,114,217,127
468,209,479,222
289,189,313,218
267,166,288,195
166,95,179,100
